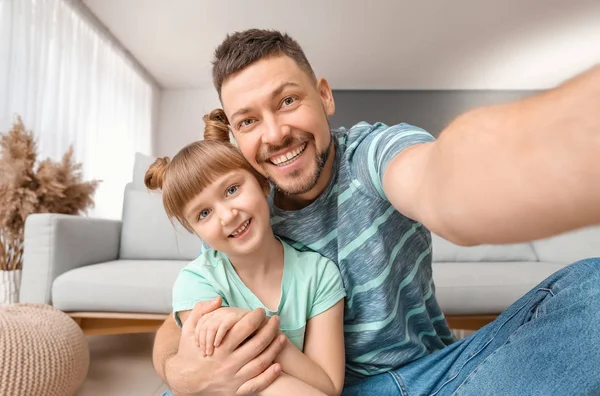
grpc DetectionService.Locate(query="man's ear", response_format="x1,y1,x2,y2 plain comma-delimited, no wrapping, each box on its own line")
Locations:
317,78,335,116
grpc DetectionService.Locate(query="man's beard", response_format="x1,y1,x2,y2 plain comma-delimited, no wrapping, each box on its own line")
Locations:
257,133,332,196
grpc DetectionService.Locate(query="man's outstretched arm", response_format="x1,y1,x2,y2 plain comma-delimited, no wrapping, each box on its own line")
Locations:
153,298,286,396
384,65,600,246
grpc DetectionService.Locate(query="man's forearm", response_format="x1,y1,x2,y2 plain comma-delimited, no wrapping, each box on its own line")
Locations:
424,65,600,245
153,315,181,384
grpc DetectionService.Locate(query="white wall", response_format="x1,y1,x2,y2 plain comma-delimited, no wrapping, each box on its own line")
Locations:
151,85,162,156
154,5,600,155
156,88,220,157
85,0,600,90
447,7,599,91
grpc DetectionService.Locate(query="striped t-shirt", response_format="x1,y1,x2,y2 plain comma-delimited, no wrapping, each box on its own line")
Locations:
269,122,455,383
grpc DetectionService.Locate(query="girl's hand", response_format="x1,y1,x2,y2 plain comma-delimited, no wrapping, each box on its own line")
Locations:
195,307,251,356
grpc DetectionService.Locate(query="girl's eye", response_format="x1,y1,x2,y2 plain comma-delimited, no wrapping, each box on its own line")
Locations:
281,96,296,108
198,209,211,221
226,185,239,196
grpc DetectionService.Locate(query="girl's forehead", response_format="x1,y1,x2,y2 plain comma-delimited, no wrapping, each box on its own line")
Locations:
209,168,249,185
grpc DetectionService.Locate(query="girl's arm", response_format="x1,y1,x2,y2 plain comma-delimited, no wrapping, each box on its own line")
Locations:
258,373,328,396
264,300,345,396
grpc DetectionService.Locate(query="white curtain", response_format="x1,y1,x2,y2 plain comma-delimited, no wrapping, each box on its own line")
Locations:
0,0,156,219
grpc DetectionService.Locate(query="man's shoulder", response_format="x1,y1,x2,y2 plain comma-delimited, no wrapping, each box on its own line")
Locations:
332,121,382,145
333,121,432,150
332,121,435,200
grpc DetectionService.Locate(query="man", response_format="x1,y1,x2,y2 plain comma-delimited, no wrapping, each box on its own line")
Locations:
155,29,600,395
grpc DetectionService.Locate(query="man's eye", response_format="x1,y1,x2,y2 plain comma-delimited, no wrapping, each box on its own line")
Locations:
281,96,296,108
198,209,211,220
238,119,254,129
226,185,239,196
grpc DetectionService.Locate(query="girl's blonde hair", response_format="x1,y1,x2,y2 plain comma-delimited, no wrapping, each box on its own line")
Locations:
144,109,269,232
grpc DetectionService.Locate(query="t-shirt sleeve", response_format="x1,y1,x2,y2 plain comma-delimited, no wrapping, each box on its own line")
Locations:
172,259,227,327
309,257,346,319
348,122,435,200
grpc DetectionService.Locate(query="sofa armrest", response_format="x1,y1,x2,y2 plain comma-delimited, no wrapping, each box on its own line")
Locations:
20,213,122,304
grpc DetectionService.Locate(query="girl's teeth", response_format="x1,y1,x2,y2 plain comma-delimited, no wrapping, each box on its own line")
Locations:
232,220,250,236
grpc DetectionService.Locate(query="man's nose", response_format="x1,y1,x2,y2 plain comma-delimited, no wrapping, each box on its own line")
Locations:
261,116,291,146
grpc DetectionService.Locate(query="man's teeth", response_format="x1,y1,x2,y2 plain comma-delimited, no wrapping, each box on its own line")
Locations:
270,143,306,166
231,219,250,237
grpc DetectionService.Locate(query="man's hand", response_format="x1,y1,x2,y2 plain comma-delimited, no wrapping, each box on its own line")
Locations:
195,307,250,356
162,298,287,396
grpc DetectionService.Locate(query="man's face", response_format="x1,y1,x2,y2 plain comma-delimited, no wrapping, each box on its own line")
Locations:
220,55,335,196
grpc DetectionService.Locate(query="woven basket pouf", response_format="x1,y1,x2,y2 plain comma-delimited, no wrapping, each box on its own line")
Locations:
0,303,89,396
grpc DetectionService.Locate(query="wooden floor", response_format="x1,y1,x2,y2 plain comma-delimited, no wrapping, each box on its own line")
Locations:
76,333,168,396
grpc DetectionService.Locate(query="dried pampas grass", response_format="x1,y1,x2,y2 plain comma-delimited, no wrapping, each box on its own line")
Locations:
0,116,99,271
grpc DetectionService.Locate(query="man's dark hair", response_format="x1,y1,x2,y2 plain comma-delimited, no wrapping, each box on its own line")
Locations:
212,29,316,95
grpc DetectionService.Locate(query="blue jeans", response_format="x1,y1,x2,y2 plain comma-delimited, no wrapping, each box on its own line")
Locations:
165,258,600,396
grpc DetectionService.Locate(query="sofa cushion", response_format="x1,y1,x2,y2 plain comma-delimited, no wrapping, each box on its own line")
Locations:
52,258,568,317
532,226,600,264
431,233,538,262
120,185,203,260
52,260,186,313
131,152,157,191
432,261,567,315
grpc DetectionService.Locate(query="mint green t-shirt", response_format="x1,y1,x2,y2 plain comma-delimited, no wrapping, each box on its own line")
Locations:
172,239,346,350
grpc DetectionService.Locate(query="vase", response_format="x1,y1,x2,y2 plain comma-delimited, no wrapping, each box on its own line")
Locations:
0,269,22,304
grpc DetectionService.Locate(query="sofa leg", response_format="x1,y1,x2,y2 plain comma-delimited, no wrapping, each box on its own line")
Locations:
446,315,497,330
65,312,497,336
67,312,169,336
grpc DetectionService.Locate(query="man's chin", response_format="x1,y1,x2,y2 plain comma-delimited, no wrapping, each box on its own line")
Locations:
271,175,320,196
263,161,322,195
275,184,311,196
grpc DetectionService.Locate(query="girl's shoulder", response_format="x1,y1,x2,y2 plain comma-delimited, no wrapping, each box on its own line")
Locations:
185,248,229,271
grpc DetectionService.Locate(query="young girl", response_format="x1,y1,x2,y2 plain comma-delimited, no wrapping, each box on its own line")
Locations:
145,109,346,396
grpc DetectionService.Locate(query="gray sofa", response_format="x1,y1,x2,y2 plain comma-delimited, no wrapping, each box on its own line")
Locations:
19,153,600,331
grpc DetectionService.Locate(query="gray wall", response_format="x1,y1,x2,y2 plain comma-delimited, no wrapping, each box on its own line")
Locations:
329,90,537,137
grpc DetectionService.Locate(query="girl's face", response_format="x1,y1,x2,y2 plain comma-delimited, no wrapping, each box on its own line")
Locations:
183,169,271,259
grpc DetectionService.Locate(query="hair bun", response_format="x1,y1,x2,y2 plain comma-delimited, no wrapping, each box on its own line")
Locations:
203,109,230,142
144,157,170,190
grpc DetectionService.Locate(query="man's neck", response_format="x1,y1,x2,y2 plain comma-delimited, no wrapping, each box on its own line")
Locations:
274,143,336,211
